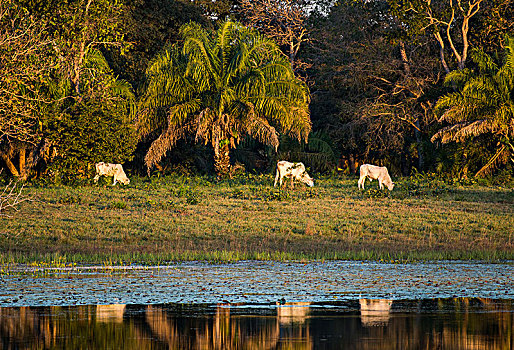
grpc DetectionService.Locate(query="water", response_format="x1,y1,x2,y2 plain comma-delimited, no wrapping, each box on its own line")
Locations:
1,261,513,349
1,299,513,349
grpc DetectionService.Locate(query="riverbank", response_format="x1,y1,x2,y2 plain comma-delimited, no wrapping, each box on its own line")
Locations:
1,174,513,263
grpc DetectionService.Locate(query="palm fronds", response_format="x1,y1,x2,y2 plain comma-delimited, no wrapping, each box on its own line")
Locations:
433,35,514,176
432,120,498,143
139,20,311,174
474,145,510,177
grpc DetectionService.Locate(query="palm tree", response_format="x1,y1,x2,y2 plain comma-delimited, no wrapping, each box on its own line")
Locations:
139,21,311,176
432,36,514,177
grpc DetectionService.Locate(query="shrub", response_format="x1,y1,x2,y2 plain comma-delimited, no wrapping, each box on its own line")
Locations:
46,100,137,184
398,171,453,197
170,183,203,205
109,200,128,209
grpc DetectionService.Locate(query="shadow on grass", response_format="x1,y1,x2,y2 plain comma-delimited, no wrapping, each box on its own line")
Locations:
442,187,514,204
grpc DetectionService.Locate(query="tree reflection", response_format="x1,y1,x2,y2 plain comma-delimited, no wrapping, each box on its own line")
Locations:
0,298,512,349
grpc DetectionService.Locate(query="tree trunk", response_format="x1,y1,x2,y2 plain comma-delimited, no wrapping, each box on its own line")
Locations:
19,148,27,180
214,143,231,178
1,142,42,179
399,41,426,171
0,151,20,177
414,118,424,171
349,154,360,174
433,32,451,74
399,41,411,75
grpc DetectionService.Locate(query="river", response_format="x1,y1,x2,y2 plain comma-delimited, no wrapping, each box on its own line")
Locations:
1,260,513,349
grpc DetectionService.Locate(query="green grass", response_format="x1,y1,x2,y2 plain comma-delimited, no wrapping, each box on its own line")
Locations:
1,174,513,264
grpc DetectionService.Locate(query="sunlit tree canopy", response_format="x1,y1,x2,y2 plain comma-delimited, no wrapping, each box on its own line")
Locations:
139,20,311,176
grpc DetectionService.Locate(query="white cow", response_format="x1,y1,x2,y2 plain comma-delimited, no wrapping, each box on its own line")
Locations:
274,161,314,188
358,164,394,190
94,162,130,186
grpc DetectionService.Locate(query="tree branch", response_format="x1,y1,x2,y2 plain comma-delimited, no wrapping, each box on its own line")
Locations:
0,171,30,216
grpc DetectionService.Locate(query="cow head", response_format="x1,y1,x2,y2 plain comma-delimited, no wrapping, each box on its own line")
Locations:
301,173,314,187
385,181,394,191
121,177,130,185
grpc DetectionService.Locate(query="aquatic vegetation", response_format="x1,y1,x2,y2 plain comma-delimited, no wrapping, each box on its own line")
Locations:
2,261,514,306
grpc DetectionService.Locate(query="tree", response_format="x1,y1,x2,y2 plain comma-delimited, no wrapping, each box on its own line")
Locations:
470,0,514,56
46,47,137,182
16,0,129,94
48,1,136,170
238,0,311,73
306,0,443,174
0,0,57,179
139,20,311,176
388,0,485,73
47,95,137,182
432,36,514,177
105,0,207,90
45,0,126,97
192,0,239,20
1,0,138,181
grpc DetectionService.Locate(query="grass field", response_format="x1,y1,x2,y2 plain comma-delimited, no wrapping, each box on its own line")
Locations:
1,174,513,264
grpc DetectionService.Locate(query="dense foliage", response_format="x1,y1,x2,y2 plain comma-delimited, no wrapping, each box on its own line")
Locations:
1,0,513,182
46,99,137,183
432,37,514,177
140,21,311,176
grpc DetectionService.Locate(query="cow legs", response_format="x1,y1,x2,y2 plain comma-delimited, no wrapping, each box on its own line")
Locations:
358,176,365,190
378,179,383,190
274,171,280,187
276,175,285,187
94,174,100,183
112,177,118,186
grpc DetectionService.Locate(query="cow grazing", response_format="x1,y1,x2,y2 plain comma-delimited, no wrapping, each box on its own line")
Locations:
274,161,314,188
94,162,130,186
358,164,394,190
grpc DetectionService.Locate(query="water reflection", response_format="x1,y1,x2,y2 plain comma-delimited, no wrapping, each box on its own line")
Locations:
96,304,126,323
277,301,310,324
1,298,513,349
359,299,392,326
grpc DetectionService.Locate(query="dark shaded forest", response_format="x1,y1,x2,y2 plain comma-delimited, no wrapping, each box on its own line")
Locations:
1,0,513,182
